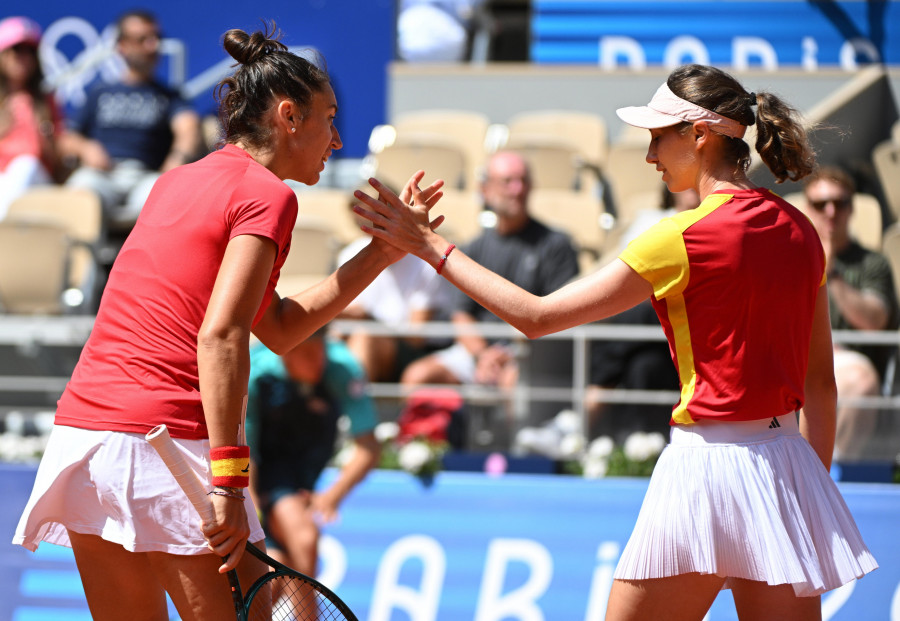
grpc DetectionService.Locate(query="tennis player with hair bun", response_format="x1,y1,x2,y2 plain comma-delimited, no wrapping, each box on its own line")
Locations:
356,63,877,620
13,24,440,621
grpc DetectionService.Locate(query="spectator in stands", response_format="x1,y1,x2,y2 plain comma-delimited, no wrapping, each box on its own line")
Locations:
802,166,899,461
246,326,380,576
62,9,202,231
0,16,66,220
338,210,455,381
400,150,580,390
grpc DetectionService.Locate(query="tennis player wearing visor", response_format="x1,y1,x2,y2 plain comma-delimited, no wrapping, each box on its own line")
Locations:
354,63,877,621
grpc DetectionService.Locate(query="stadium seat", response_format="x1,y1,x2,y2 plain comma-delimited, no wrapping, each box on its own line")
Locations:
295,188,361,246
368,139,468,192
506,110,609,174
276,217,340,298
392,109,490,189
503,136,591,193
276,215,340,297
529,189,607,273
881,223,900,307
5,187,105,312
430,189,485,244
0,219,70,315
603,140,664,227
873,140,900,222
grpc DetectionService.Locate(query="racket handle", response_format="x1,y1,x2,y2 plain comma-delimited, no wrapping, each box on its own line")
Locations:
147,424,246,618
146,424,216,524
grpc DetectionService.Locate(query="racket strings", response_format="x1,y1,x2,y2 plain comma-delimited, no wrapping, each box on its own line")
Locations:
247,574,350,621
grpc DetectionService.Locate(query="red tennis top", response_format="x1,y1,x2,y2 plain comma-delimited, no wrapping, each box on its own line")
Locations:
56,145,297,439
619,188,825,424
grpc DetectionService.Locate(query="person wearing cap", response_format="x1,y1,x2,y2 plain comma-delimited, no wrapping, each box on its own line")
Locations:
356,63,876,620
61,9,202,233
0,16,66,220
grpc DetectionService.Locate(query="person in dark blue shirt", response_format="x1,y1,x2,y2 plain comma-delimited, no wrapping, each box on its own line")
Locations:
62,9,202,232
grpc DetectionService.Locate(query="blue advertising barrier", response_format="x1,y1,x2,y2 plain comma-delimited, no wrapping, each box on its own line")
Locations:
4,0,395,158
2,464,898,620
532,0,900,69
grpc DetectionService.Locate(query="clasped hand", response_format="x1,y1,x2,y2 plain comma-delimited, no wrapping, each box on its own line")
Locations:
352,171,446,264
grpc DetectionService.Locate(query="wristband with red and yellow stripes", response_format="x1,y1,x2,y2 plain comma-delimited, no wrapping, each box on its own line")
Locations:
210,445,250,488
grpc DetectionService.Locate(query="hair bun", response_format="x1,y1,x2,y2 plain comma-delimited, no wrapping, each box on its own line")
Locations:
222,25,287,65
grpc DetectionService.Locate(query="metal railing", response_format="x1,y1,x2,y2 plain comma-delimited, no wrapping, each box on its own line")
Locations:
2,315,900,422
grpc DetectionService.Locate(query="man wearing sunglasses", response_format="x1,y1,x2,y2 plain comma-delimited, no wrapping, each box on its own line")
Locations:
803,166,899,463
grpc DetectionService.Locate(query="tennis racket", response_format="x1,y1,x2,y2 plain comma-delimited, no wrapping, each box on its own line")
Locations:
146,424,359,621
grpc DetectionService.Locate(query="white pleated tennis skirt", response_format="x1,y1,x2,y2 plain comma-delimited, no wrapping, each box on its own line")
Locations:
12,424,264,554
614,413,878,597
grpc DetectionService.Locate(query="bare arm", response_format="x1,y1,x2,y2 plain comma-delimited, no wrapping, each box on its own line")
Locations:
57,130,111,170
253,172,444,353
160,109,203,172
828,276,890,330
198,233,278,570
353,179,653,338
251,240,399,353
312,431,380,524
800,285,838,469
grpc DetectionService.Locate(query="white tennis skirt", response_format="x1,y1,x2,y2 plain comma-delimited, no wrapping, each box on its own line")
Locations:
12,425,264,554
614,413,878,597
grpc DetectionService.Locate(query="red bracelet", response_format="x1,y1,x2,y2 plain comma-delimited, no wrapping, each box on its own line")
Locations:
436,244,456,275
210,445,250,488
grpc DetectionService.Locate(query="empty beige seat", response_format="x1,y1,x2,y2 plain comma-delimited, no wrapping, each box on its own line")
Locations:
604,140,664,227
881,223,900,307
430,189,485,244
371,139,468,192
276,218,339,298
873,141,900,222
393,109,490,189
529,188,607,273
295,188,360,246
506,110,609,172
0,219,70,314
504,136,589,192
6,187,105,311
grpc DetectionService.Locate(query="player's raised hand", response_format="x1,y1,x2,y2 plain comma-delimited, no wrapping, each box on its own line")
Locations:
353,176,446,261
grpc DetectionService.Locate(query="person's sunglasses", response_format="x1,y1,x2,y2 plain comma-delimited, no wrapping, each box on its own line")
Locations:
809,197,852,212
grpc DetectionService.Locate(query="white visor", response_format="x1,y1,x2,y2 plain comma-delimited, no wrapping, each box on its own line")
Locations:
616,83,748,139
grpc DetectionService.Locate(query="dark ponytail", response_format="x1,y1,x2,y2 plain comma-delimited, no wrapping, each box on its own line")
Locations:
215,22,330,150
668,64,815,183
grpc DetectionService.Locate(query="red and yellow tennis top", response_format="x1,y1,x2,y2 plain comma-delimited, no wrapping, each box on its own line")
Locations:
619,188,825,425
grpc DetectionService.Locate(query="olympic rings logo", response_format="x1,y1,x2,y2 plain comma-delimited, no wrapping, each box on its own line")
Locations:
37,16,188,108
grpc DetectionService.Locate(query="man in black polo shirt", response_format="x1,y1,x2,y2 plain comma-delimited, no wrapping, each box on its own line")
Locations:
401,150,580,390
